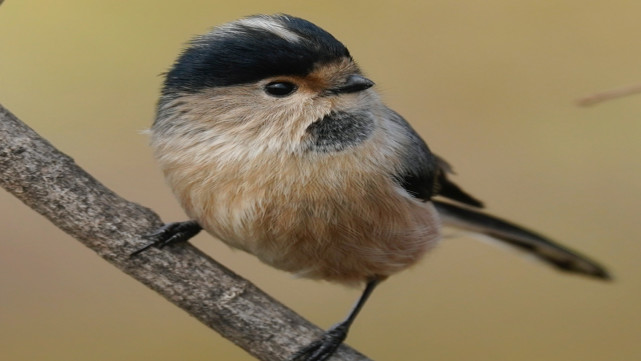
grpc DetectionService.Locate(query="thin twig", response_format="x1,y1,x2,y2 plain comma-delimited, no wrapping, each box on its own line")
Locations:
0,103,371,361
577,83,641,106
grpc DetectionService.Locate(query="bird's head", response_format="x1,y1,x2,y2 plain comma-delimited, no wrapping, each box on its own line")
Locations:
153,14,380,155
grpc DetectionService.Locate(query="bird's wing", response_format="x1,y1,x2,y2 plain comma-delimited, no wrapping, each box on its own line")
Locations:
387,110,437,202
387,110,482,207
432,154,484,208
434,200,610,280
387,110,609,280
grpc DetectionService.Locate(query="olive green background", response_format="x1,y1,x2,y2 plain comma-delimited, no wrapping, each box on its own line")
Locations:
1,1,640,360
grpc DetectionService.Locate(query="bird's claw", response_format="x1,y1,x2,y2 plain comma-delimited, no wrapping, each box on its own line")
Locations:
288,323,349,361
130,220,201,257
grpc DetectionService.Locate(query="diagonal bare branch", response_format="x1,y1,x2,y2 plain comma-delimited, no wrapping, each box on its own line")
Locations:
0,103,372,361
577,83,641,106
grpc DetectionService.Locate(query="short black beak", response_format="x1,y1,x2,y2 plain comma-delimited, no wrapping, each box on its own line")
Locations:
331,74,375,94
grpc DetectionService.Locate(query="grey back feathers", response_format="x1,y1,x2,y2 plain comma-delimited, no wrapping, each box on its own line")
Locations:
387,110,439,201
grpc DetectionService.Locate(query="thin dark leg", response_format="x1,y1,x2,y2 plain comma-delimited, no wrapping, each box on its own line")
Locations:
289,279,380,361
130,220,202,257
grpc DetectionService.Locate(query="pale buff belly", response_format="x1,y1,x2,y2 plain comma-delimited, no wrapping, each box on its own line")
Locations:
181,174,442,285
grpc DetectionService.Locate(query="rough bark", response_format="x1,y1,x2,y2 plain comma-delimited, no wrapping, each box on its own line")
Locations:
0,103,371,361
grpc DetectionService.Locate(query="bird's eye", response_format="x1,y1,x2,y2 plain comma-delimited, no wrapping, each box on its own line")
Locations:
264,82,298,97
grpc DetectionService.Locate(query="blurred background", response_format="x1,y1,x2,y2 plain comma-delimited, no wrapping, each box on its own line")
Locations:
1,1,640,360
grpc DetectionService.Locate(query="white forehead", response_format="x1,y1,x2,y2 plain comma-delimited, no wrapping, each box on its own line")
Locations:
218,16,302,43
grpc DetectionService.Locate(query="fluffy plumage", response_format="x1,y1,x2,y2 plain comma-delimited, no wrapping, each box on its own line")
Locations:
152,14,446,285
144,14,610,361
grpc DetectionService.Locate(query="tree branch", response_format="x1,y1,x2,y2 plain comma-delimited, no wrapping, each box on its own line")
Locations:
0,103,371,361
577,82,641,106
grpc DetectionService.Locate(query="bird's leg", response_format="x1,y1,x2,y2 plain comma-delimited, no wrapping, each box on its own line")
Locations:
289,279,380,361
130,220,202,256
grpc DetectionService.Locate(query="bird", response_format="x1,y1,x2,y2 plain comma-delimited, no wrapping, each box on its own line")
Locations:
132,14,610,361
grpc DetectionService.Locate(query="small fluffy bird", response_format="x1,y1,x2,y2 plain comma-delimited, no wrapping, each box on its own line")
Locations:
135,14,610,361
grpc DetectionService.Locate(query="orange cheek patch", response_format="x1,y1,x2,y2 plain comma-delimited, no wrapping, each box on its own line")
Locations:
308,59,361,86
287,58,361,94
299,74,328,93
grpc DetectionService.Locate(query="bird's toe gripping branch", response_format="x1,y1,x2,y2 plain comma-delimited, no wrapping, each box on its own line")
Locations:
130,220,202,256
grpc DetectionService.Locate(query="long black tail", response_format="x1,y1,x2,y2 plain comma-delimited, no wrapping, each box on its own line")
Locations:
433,200,611,280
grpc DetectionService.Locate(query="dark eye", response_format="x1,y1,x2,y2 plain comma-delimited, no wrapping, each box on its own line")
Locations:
264,81,297,97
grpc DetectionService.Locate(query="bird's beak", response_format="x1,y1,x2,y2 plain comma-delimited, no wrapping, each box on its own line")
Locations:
331,74,375,94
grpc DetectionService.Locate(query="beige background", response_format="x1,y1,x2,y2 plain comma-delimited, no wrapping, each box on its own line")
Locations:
1,1,640,360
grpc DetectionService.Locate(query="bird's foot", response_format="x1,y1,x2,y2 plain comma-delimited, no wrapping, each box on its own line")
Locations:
130,220,201,256
288,322,349,361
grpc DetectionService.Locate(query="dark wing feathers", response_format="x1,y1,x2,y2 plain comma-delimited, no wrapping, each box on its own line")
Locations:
433,155,484,208
388,110,609,280
388,110,481,206
388,110,437,202
387,110,482,206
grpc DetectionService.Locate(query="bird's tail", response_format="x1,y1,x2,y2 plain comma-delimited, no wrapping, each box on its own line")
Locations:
433,200,611,280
